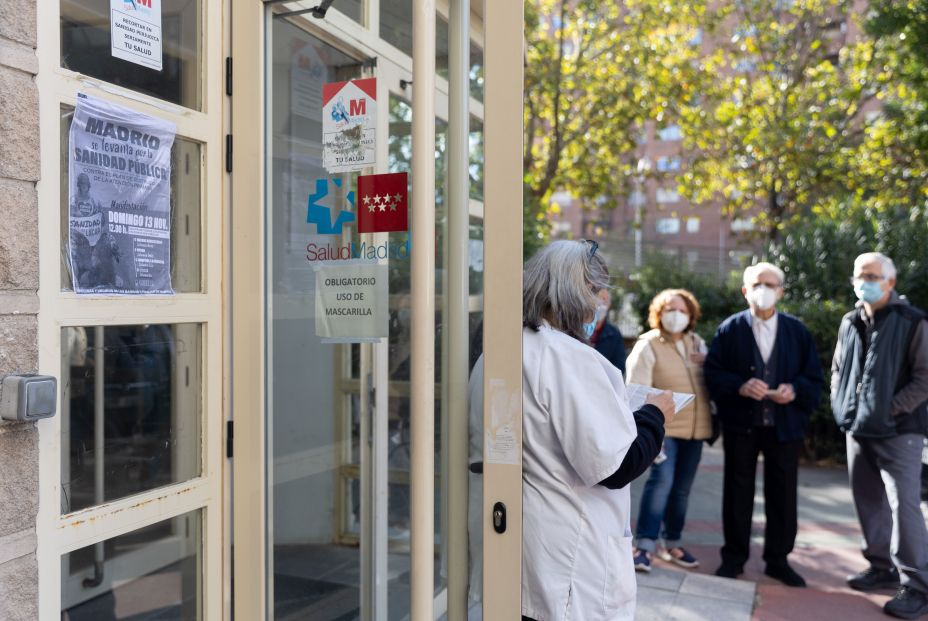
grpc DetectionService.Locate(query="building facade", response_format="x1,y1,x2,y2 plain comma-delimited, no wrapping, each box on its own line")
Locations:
0,1,524,619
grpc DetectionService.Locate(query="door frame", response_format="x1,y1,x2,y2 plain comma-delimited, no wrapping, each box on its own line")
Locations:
35,0,228,618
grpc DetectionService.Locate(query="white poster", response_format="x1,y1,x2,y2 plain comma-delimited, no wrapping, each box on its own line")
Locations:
322,78,377,173
110,0,163,71
68,93,176,295
314,262,388,342
290,42,326,120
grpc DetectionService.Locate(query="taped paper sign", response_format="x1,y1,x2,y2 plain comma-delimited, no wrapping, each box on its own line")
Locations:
68,94,176,295
322,78,376,173
314,262,388,342
485,378,521,465
110,0,163,71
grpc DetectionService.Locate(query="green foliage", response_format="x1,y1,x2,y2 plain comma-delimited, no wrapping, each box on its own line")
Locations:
523,0,706,255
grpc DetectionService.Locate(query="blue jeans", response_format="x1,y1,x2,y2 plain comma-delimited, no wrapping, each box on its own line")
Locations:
635,437,704,553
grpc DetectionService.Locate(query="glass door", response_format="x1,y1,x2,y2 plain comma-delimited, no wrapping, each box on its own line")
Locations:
232,2,522,619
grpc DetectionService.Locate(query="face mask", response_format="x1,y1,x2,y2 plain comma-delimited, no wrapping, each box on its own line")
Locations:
582,320,596,339
855,280,884,304
660,309,690,334
595,304,607,323
749,285,778,310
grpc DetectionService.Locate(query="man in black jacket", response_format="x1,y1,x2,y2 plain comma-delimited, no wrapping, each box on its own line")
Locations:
832,252,928,620
704,262,823,587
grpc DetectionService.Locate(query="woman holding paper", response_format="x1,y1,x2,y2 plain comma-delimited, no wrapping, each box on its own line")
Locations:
469,239,674,620
627,288,712,572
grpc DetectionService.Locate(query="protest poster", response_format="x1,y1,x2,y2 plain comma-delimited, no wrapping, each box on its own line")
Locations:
110,0,163,71
322,78,377,173
68,93,176,295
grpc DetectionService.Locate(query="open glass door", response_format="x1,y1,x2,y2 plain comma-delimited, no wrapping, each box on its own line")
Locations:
231,2,522,619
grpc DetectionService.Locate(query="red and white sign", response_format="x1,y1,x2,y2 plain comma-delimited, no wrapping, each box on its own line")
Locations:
322,78,377,173
356,172,408,233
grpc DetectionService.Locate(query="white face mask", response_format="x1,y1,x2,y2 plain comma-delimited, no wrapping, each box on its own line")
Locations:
660,309,690,334
748,285,778,311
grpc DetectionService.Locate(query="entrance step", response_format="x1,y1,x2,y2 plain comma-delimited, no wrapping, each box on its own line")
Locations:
636,566,756,621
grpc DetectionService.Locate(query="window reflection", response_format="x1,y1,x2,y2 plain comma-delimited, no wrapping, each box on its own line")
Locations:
60,0,201,110
61,510,201,620
60,324,202,514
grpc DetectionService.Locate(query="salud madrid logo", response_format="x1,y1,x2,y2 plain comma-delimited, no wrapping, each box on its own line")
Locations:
305,173,410,262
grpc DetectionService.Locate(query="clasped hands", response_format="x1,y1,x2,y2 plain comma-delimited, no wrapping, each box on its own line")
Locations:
738,378,795,404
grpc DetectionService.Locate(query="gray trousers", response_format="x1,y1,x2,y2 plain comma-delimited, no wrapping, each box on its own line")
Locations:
847,433,928,593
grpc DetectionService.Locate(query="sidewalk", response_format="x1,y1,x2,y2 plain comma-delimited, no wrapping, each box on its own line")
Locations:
630,444,901,620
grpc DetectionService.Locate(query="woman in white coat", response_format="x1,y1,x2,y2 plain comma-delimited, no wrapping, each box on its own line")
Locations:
471,239,674,621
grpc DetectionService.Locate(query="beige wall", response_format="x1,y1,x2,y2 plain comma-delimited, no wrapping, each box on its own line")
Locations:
0,1,40,619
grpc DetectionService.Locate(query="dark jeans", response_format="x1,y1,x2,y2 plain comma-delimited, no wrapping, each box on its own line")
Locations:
635,437,704,552
721,426,800,568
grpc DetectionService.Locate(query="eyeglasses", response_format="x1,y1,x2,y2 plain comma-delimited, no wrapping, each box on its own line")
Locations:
582,239,599,259
850,274,885,284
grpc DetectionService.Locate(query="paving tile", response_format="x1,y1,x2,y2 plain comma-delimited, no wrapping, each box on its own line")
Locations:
634,587,675,621
667,592,754,621
678,572,756,604
637,566,686,592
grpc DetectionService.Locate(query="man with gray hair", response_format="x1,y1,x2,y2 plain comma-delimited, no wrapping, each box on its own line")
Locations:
832,252,928,619
704,262,823,587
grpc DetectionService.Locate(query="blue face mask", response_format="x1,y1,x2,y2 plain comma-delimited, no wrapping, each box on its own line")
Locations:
854,280,884,304
583,321,596,339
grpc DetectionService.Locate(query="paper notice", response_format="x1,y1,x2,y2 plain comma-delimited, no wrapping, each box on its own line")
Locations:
626,383,695,413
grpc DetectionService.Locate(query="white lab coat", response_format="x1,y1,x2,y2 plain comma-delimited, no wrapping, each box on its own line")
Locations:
469,323,639,620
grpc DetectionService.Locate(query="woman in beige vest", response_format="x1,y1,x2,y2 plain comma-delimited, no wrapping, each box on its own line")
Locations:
628,289,713,572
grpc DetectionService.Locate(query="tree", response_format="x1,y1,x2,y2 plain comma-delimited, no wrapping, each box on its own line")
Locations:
677,0,895,241
523,0,706,257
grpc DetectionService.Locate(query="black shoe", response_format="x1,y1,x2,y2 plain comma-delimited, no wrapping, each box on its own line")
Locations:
884,586,928,619
847,566,900,592
715,563,743,579
765,562,807,587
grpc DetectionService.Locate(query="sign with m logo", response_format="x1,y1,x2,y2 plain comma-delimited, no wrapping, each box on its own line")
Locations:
322,78,377,173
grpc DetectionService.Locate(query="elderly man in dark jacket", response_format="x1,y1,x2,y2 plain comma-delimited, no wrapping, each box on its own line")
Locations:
832,252,928,620
704,262,823,587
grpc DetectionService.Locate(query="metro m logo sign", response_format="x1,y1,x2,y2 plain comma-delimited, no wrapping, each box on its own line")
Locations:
349,99,367,116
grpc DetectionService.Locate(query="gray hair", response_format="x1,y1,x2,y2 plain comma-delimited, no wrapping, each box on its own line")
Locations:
743,261,785,287
523,240,609,341
854,252,897,280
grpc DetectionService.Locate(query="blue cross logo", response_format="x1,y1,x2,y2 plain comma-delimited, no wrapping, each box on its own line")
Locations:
306,178,356,234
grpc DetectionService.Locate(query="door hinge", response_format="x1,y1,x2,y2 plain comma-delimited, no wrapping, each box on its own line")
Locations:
226,420,234,458
225,134,233,173
225,57,233,96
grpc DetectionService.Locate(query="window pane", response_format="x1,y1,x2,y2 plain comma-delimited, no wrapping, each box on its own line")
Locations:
335,0,363,23
60,324,202,514
60,0,201,110
60,107,203,293
380,0,448,74
61,510,201,620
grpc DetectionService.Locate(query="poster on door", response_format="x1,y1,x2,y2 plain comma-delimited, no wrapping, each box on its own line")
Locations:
322,78,377,173
68,93,176,295
314,262,388,342
110,0,163,71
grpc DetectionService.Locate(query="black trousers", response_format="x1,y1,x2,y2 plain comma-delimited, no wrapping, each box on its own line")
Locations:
721,426,801,568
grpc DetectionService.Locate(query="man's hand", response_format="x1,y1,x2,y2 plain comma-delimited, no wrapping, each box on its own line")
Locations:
767,383,796,404
646,390,676,425
739,378,769,401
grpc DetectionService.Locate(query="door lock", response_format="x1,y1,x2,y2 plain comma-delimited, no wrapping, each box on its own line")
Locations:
492,501,507,534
